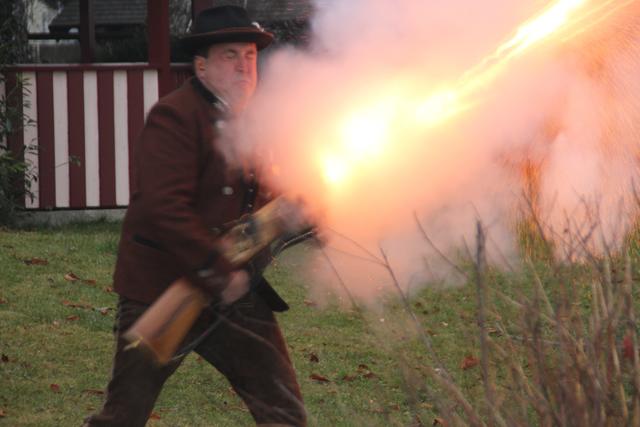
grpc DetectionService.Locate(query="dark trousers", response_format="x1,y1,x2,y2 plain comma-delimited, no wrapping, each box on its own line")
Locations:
84,292,306,426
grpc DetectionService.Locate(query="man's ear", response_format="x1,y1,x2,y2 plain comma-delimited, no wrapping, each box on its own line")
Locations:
194,56,206,79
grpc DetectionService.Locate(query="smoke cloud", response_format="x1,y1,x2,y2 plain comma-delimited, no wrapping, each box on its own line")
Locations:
225,0,640,301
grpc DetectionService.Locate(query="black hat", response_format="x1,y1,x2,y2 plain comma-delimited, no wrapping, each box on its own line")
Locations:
181,6,274,54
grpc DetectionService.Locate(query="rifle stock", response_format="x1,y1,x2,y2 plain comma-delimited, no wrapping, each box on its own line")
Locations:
122,196,297,365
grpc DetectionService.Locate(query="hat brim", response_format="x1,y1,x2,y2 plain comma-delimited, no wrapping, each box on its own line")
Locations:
181,27,274,54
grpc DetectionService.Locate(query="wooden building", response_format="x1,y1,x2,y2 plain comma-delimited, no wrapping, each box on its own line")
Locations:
2,0,315,211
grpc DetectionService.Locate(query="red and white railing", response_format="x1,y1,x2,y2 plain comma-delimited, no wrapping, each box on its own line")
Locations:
2,63,191,210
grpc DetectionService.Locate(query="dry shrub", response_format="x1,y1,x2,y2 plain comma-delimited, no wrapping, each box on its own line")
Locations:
385,212,640,427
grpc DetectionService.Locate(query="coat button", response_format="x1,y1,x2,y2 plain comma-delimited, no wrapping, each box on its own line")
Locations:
222,186,234,196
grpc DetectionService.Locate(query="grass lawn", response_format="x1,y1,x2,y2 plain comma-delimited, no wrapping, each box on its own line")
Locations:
1,220,638,426
0,221,488,426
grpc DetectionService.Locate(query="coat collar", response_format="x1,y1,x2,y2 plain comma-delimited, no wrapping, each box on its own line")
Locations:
190,76,229,114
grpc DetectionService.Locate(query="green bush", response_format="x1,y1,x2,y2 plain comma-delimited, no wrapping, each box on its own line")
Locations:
0,146,32,226
0,0,34,226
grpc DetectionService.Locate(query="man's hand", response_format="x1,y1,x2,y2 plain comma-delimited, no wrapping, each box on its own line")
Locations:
220,270,250,305
275,197,312,234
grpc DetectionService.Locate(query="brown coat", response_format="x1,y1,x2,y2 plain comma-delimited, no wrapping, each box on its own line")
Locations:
113,77,272,305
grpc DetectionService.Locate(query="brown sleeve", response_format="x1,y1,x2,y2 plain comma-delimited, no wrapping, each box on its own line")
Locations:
135,101,233,293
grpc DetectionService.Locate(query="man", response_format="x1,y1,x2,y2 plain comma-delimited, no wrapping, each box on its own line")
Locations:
84,6,306,427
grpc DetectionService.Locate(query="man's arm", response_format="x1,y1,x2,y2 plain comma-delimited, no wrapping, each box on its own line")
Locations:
135,102,233,296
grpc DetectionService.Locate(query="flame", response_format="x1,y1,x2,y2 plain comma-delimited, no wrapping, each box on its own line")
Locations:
323,156,348,184
495,0,587,58
320,0,625,188
414,90,463,125
320,99,397,186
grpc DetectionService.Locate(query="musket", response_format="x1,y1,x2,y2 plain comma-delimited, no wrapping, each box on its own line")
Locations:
122,196,308,365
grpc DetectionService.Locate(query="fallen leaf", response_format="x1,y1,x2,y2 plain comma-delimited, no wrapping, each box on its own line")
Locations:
64,272,80,281
227,405,249,412
50,383,60,393
82,279,97,285
389,404,401,411
149,412,161,420
66,315,80,321
308,353,319,363
623,334,635,360
95,307,112,315
341,374,357,382
83,389,104,396
0,409,5,417
62,300,92,309
24,257,48,266
52,320,61,327
1,354,8,363
303,299,317,307
310,373,330,383
104,287,114,293
0,298,7,304
433,417,447,426
461,354,479,370
487,327,501,336
357,364,377,379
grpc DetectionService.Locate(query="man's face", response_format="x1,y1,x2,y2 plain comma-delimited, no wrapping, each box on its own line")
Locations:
194,42,258,113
